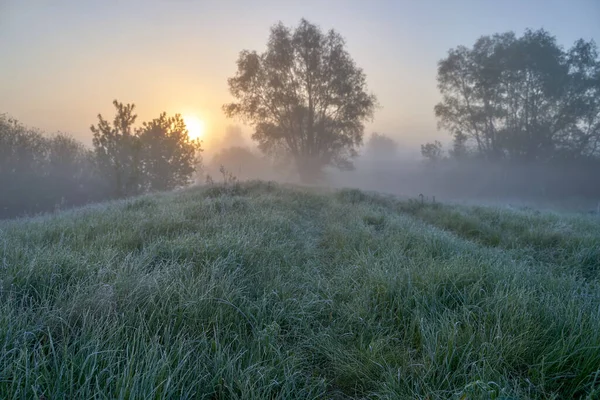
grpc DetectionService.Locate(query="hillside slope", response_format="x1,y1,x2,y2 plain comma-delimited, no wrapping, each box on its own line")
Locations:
1,181,599,399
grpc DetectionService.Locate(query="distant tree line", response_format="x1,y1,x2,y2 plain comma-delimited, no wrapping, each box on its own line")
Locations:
417,29,600,202
3,22,599,218
0,101,201,218
0,115,108,218
423,29,600,162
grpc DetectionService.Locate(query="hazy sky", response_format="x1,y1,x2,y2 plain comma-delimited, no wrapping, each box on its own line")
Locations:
1,0,599,151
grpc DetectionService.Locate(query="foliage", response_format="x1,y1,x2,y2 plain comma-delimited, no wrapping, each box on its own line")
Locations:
364,132,398,160
0,115,109,218
1,103,203,218
0,115,47,177
91,100,141,197
213,125,247,149
91,100,202,196
223,19,378,183
421,140,444,161
449,131,469,159
434,29,600,161
137,113,202,191
1,182,599,398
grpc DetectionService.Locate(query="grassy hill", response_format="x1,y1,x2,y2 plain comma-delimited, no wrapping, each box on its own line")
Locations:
1,181,599,399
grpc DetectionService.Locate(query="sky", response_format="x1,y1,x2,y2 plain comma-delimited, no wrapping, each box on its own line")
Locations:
1,0,599,152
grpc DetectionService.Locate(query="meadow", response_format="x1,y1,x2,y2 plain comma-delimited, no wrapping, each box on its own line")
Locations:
0,181,599,399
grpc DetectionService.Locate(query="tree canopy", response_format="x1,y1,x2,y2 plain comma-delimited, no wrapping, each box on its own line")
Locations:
138,113,202,191
223,19,377,183
435,29,600,162
91,101,202,197
1,115,107,218
91,101,141,197
364,132,399,160
421,140,443,162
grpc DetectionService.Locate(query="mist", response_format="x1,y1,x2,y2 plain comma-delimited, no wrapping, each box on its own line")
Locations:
2,8,600,218
205,133,600,213
329,157,600,211
3,4,600,398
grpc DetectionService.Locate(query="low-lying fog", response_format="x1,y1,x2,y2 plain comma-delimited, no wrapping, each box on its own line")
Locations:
203,131,600,213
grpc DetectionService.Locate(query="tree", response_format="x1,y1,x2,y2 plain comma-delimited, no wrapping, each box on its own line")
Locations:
434,29,600,162
40,134,110,210
421,141,443,162
0,114,46,176
46,134,89,178
1,115,110,218
223,19,377,183
137,113,202,191
92,101,203,195
0,115,48,216
91,100,141,197
558,39,600,158
364,132,398,160
449,131,469,159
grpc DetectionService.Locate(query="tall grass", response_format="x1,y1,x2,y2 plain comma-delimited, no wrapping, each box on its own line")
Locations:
0,181,599,399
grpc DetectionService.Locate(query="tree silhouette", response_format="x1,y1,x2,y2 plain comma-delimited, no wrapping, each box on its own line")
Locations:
1,115,109,218
91,100,141,197
92,101,203,195
224,19,377,183
434,29,600,162
364,132,398,160
137,113,202,191
421,141,443,162
448,131,469,159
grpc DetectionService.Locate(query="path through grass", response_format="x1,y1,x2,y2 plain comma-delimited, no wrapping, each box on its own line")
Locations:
1,182,599,399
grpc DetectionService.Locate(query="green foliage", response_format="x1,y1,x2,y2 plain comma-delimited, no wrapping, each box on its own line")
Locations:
223,19,378,183
0,115,109,218
449,131,469,159
91,100,141,197
138,113,202,191
435,29,600,161
421,140,444,161
1,182,599,398
91,100,203,197
1,107,203,219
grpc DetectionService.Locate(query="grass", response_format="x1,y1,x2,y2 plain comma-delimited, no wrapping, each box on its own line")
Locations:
0,181,599,399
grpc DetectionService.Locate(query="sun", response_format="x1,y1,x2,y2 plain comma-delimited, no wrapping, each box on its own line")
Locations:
183,115,205,140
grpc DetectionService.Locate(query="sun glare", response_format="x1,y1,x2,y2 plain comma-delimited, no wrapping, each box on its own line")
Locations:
183,115,205,140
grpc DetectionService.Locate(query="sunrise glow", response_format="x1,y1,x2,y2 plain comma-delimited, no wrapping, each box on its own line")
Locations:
183,115,205,140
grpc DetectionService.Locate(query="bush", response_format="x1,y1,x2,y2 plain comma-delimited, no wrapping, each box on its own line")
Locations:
0,115,110,218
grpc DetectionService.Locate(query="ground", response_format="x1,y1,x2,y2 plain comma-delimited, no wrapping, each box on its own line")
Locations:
0,181,599,399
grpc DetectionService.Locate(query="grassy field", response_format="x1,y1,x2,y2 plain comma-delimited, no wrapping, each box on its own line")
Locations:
1,181,599,399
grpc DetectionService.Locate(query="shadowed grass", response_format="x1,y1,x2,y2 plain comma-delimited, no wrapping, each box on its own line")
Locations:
0,182,599,399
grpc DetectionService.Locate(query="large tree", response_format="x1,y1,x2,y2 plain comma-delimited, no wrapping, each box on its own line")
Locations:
434,29,600,162
364,132,398,161
223,19,377,183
